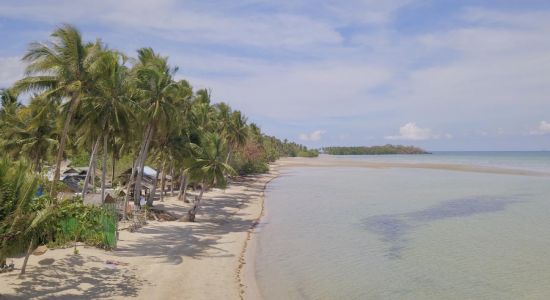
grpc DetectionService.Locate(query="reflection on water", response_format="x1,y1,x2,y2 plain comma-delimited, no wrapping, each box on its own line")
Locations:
362,196,519,259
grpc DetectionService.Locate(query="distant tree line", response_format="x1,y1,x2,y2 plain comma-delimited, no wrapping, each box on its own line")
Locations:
322,144,429,155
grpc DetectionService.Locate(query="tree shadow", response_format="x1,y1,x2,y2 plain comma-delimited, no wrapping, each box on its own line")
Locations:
1,173,270,299
3,254,146,299
112,174,268,264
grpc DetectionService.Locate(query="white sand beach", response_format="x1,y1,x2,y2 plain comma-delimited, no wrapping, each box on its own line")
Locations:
0,164,281,300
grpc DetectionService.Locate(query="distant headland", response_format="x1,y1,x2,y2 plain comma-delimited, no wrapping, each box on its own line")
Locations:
322,144,430,155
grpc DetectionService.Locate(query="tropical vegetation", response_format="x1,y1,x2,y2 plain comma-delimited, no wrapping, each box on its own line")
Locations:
322,144,429,155
0,24,316,274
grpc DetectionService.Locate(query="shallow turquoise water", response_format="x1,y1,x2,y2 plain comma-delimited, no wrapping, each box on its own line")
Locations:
255,154,550,299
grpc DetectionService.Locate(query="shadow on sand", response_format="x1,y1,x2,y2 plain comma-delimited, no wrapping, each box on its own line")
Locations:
3,254,144,299
2,173,271,299
114,180,265,263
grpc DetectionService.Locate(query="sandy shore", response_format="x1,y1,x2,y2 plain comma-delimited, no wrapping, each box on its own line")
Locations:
0,165,280,300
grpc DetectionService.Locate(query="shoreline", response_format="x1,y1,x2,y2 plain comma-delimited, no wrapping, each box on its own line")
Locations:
238,155,549,300
1,156,544,299
238,164,281,300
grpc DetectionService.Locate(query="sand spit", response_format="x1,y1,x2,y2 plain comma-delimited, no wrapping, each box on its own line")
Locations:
277,156,550,177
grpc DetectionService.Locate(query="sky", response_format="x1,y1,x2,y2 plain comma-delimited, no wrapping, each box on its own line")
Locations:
1,0,550,151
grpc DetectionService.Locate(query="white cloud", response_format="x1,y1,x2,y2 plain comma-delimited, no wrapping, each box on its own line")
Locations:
0,1,343,50
0,56,24,88
530,121,550,135
2,2,550,149
385,122,448,141
299,130,326,141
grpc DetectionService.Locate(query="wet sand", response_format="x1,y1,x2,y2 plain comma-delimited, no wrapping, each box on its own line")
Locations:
276,155,550,177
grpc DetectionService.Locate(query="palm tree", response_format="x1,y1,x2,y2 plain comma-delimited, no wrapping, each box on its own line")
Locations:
130,48,178,206
78,49,133,202
0,157,40,275
0,96,58,172
0,88,20,123
224,110,248,164
186,133,236,222
14,24,97,196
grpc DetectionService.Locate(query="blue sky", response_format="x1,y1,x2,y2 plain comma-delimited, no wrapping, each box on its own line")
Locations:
1,0,550,150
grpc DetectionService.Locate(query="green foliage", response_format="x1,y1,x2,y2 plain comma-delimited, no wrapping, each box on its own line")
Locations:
322,144,430,155
2,23,316,214
297,149,320,157
0,158,40,263
68,149,93,167
187,133,236,188
0,156,117,265
260,135,313,158
54,197,117,249
0,96,58,172
238,161,269,175
228,128,317,175
231,147,269,175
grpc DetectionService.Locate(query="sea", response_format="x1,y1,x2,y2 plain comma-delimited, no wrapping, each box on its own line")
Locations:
254,152,550,299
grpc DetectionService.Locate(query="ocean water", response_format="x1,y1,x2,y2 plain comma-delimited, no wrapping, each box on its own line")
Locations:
255,152,550,299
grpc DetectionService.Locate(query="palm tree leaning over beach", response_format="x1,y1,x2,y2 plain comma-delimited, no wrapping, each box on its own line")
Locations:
186,132,236,221
130,47,180,207
14,24,96,197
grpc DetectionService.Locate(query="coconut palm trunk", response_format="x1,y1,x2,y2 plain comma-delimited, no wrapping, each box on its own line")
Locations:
225,147,232,164
170,165,175,196
187,182,205,222
146,169,160,207
177,170,189,202
111,151,116,185
91,163,96,193
160,162,167,202
50,95,80,196
123,159,137,220
134,123,155,206
82,135,102,201
20,237,35,276
33,155,41,173
101,131,108,203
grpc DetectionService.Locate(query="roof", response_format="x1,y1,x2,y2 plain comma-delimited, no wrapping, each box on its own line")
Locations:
62,167,88,176
143,166,157,178
62,177,81,193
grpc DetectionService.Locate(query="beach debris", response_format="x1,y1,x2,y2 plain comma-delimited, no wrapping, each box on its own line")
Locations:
0,261,15,273
32,245,48,256
105,259,129,269
146,208,178,221
38,258,55,265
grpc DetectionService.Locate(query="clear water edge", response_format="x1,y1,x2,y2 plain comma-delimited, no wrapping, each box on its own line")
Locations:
255,152,550,300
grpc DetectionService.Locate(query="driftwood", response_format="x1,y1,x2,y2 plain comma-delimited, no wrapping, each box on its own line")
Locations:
146,208,178,222
32,245,48,256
